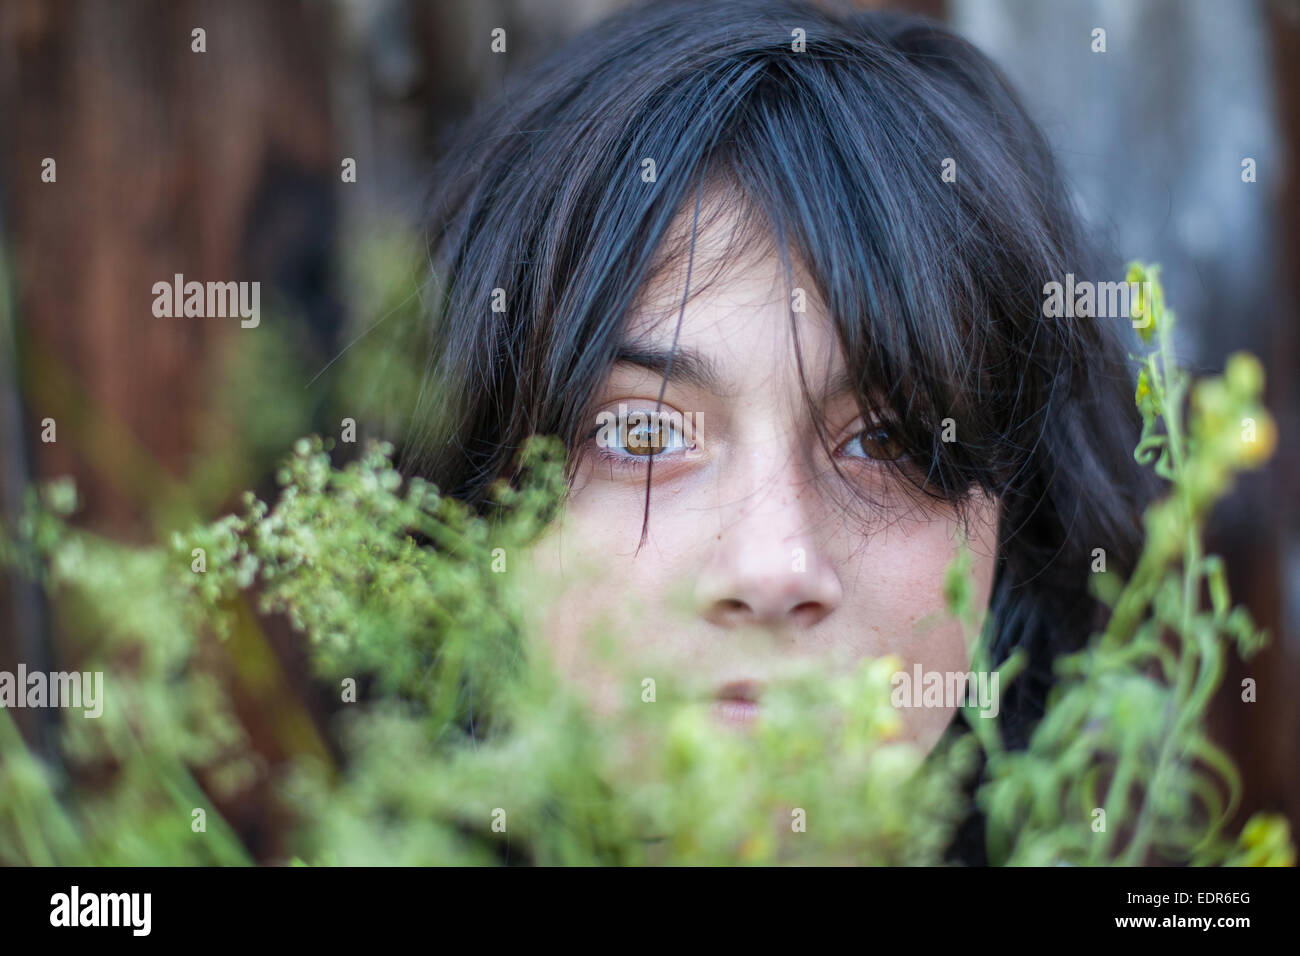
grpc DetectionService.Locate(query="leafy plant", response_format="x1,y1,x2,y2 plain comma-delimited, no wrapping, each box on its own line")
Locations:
969,263,1291,866
0,264,1291,866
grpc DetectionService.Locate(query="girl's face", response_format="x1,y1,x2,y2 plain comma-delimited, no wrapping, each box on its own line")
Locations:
526,205,999,751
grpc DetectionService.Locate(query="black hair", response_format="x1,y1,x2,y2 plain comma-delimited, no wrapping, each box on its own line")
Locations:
404,0,1159,858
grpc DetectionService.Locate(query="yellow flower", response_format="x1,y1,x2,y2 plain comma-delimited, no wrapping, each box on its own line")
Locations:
1224,352,1264,399
1237,413,1277,468
1127,262,1157,345
1233,814,1296,866
1134,367,1157,416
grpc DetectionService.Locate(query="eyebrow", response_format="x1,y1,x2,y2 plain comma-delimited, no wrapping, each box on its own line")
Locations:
613,343,861,404
612,344,724,393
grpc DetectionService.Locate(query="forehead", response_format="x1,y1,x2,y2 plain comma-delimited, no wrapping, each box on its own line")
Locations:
620,194,845,395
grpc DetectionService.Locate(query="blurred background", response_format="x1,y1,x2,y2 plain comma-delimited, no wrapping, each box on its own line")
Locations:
1,0,1297,856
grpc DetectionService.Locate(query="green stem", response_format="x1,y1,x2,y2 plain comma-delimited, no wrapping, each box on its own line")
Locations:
1120,318,1201,866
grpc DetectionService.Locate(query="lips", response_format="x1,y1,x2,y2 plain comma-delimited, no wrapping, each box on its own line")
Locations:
711,681,762,727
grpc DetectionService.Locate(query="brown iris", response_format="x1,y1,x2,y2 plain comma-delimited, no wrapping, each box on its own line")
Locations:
625,423,669,456
866,428,905,460
850,425,906,461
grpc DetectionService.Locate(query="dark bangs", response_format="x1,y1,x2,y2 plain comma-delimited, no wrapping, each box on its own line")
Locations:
407,0,1158,743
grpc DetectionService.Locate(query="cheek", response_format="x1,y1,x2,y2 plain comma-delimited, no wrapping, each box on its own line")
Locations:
559,480,699,578
521,483,702,712
831,516,997,748
834,520,971,651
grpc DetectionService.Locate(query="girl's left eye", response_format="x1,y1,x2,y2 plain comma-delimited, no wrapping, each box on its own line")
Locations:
836,424,905,462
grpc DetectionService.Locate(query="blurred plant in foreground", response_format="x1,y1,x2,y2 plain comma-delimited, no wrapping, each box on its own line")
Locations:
967,263,1291,866
0,264,1291,865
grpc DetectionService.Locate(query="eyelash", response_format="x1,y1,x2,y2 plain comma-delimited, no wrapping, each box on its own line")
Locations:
583,411,903,474
586,410,696,472
834,422,905,463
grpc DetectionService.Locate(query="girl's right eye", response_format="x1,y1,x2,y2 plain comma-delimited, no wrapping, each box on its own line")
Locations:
621,419,678,456
588,406,696,469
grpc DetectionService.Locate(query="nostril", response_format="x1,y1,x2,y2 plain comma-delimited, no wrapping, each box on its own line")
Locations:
790,601,830,627
706,598,752,626
706,596,831,629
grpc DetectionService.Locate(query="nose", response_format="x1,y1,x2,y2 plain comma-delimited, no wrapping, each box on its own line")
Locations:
694,465,843,631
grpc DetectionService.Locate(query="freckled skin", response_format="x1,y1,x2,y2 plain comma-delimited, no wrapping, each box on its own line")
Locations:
525,204,998,751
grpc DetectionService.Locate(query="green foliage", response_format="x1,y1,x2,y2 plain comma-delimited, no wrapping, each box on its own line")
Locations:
969,263,1290,866
0,264,1292,866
